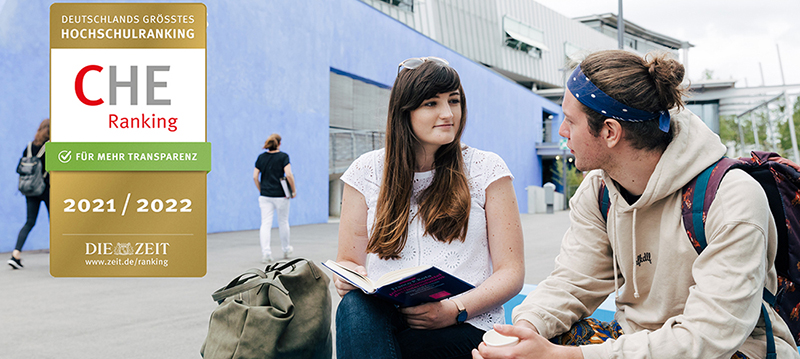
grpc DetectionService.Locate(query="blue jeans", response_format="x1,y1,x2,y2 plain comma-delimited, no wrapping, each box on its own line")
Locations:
336,291,484,359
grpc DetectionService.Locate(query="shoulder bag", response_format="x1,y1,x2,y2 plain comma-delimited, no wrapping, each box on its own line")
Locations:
201,258,332,359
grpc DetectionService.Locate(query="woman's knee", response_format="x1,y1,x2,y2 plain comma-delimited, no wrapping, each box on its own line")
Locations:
336,291,393,326
336,291,368,323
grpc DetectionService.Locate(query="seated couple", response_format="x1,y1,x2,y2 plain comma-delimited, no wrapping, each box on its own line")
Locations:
333,51,800,359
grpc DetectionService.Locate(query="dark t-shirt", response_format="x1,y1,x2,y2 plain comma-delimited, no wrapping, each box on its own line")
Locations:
255,151,290,197
22,142,49,188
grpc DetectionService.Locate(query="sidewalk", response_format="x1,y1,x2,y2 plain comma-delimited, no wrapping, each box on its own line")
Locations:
0,211,571,358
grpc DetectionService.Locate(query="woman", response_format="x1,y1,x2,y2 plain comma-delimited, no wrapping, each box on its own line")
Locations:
253,133,296,263
9,118,50,269
334,57,525,359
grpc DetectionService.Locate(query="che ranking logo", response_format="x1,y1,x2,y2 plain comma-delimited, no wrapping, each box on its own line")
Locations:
74,64,179,132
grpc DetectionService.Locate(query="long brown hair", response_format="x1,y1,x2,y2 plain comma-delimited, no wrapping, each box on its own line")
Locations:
580,50,687,151
34,118,50,145
368,60,471,260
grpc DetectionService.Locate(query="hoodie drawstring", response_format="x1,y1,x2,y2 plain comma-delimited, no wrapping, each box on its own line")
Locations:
608,193,641,299
610,193,620,298
631,209,641,299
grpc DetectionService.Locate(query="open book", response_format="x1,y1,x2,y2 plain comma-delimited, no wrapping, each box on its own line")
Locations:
322,260,475,307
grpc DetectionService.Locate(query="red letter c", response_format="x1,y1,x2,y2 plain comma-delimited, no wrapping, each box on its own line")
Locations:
75,65,104,106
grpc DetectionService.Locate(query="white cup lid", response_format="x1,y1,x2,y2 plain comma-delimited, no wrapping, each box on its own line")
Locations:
483,329,520,347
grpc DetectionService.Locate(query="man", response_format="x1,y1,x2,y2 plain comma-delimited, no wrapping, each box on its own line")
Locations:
474,50,799,359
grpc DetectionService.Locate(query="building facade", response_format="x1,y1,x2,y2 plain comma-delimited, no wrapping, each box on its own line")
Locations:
1,0,697,251
362,0,619,90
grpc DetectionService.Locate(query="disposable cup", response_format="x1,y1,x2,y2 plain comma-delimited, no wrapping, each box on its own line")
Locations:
482,329,519,347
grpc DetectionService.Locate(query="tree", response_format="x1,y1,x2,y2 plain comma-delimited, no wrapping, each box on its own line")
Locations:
720,112,770,153
551,160,584,207
718,114,740,146
778,99,800,157
721,98,800,160
701,69,715,80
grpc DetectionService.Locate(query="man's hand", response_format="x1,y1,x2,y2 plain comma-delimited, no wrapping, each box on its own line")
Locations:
515,319,538,333
472,324,583,359
399,299,459,330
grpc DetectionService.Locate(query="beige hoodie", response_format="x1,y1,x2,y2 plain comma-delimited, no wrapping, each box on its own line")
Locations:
513,109,799,358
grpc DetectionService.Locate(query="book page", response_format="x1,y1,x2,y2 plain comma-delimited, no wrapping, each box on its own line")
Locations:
323,260,376,293
374,265,431,288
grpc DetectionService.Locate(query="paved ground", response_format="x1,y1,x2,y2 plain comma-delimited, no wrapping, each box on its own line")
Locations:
0,211,571,359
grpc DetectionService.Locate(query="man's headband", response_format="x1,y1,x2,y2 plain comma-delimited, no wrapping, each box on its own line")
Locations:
566,65,670,133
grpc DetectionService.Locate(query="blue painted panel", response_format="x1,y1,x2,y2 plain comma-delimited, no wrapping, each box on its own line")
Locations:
0,0,53,252
503,284,616,326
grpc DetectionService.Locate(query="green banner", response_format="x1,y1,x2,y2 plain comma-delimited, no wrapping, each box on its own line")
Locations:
46,142,211,171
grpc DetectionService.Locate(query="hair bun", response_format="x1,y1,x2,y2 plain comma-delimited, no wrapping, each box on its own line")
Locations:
645,53,685,110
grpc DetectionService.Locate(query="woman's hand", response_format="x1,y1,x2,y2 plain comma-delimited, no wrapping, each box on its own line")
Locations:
333,265,367,297
399,299,459,330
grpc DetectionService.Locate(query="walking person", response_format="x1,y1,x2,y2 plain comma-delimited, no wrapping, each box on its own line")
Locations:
253,133,295,263
333,56,525,359
9,119,50,269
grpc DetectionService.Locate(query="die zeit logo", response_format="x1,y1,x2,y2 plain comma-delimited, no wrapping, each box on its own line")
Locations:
74,65,179,132
85,242,169,255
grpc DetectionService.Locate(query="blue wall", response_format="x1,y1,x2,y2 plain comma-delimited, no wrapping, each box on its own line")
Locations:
0,0,52,252
0,0,562,252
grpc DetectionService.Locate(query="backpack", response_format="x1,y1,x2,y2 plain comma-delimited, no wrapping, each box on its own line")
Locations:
16,142,47,196
599,151,800,357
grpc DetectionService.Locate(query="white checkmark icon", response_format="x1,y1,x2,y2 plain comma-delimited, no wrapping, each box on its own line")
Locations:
59,150,72,163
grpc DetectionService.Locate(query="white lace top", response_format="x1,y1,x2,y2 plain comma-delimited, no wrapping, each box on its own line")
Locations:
340,145,514,331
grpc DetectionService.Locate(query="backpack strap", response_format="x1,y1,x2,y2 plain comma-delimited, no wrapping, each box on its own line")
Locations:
38,143,48,178
684,157,777,359
762,289,778,359
26,142,33,158
681,158,738,253
599,180,610,222
35,142,46,158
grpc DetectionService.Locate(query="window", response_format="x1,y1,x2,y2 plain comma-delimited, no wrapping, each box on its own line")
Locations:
379,0,413,12
503,16,548,58
329,71,390,174
542,111,555,143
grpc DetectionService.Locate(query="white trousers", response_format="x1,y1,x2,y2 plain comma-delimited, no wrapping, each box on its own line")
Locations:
258,196,291,256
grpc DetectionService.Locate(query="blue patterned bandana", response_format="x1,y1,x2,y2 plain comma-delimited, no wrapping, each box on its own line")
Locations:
567,65,670,133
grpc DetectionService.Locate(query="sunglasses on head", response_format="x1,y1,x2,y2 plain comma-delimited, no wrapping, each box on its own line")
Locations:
397,56,450,74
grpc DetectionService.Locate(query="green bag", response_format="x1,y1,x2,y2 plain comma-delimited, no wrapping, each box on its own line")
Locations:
201,258,332,359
